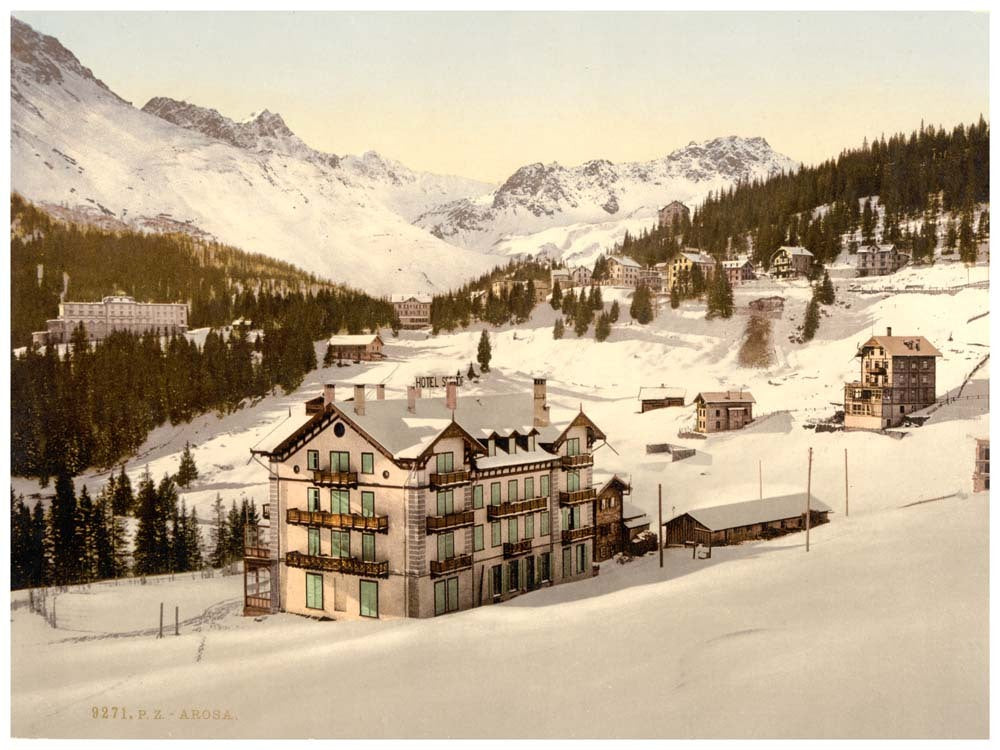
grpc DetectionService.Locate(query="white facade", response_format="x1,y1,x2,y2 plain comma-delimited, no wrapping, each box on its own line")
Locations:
34,295,188,344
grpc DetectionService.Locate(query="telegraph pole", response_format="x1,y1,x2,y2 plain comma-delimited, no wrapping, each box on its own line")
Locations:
806,447,813,552
758,459,763,501
658,484,664,569
844,448,849,517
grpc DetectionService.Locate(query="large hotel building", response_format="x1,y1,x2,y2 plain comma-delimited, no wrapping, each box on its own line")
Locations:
32,295,188,345
246,379,606,620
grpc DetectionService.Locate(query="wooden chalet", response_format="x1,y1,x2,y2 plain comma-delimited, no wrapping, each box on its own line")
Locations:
664,493,832,547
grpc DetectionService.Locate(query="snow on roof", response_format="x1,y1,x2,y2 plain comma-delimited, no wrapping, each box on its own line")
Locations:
682,493,833,531
475,447,559,470
639,386,686,401
680,251,714,265
622,502,647,522
776,246,813,257
390,293,432,303
610,256,641,268
857,244,896,254
695,390,756,404
327,333,381,346
722,257,753,268
863,335,943,357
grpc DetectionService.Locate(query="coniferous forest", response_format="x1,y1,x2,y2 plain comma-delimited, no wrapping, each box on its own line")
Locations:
610,118,989,268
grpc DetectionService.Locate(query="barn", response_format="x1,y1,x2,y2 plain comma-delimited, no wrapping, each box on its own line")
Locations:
638,386,686,412
664,493,832,547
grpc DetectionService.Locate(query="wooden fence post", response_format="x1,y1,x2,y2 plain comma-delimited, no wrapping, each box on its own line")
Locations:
175,606,179,636
158,602,164,639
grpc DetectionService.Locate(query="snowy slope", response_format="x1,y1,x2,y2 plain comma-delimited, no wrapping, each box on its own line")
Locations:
10,17,497,295
415,137,799,257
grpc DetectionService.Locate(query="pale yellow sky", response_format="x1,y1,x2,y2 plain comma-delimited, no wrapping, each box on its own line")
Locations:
16,11,990,182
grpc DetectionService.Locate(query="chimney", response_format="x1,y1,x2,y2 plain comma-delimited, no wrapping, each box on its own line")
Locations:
323,383,336,407
446,382,458,411
533,378,550,428
407,386,417,414
354,385,366,416
376,384,385,400
886,326,892,336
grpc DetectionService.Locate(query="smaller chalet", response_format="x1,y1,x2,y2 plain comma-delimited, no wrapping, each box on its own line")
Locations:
664,493,832,547
326,333,384,362
594,475,631,561
770,246,814,279
639,386,686,413
694,391,755,433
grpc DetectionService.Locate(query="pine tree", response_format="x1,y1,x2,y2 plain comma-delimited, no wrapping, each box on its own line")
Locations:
553,317,565,340
861,198,876,243
47,473,82,585
609,300,620,323
210,493,228,568
477,329,492,373
561,288,576,318
550,280,563,309
323,343,336,367
175,441,199,488
92,492,116,581
133,467,161,576
29,501,47,586
467,362,477,380
595,312,611,342
77,485,98,582
802,298,820,342
590,286,603,311
959,208,977,263
573,301,591,337
819,271,836,305
11,491,33,589
717,268,734,318
630,284,654,324
185,506,203,571
670,284,680,309
690,264,706,297
112,465,134,516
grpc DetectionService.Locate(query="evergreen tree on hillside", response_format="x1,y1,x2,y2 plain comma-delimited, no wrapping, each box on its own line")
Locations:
133,467,161,576
670,284,680,310
477,329,492,373
323,343,336,367
112,465,134,516
802,298,820,342
175,441,199,488
210,493,228,568
573,301,591,337
819,271,836,305
553,317,565,340
630,285,654,324
30,501,47,586
590,286,603,311
467,362,477,380
595,312,611,342
959,208,977,263
550,280,563,309
47,473,82,585
592,256,610,283
11,491,33,590
609,300,620,323
690,264,707,297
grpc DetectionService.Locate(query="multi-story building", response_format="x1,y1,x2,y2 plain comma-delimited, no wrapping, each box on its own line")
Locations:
769,246,814,279
665,250,715,292
855,244,910,277
489,278,549,304
31,295,188,345
694,391,756,433
594,475,631,561
722,257,756,286
325,333,384,362
973,437,990,492
843,328,942,430
550,269,571,290
637,267,663,292
570,266,593,288
390,294,432,329
605,255,642,288
658,200,690,230
246,378,607,620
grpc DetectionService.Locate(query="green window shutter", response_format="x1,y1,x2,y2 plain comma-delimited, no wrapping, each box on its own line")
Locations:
362,533,375,562
474,525,484,551
447,577,459,612
360,580,378,618
568,471,580,492
307,450,319,470
491,522,501,547
540,511,550,536
508,479,518,501
361,491,375,518
308,528,320,556
331,489,350,515
572,506,581,529
308,487,320,511
473,485,484,509
361,452,374,474
541,475,550,497
436,452,454,473
434,580,446,616
306,572,323,609
562,547,572,578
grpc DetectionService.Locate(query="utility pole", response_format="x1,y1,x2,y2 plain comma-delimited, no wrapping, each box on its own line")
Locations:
758,459,763,501
844,448,849,517
158,602,164,639
806,447,813,552
658,484,664,569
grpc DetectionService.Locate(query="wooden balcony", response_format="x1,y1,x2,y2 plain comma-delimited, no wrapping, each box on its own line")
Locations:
285,551,389,578
244,545,272,561
503,539,533,557
312,469,359,487
562,526,595,544
561,453,593,469
286,508,388,533
426,510,475,533
244,595,272,615
429,469,471,489
430,553,473,578
559,488,596,506
487,496,548,519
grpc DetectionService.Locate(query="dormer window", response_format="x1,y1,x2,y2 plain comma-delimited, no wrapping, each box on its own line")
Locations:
488,438,496,457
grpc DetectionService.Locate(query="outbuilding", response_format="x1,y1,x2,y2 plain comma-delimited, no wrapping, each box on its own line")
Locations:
639,386,686,412
663,493,832,547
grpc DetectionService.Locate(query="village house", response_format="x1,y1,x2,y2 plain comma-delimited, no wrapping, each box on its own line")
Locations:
637,267,663,292
722,256,756,286
570,265,593,288
665,249,715,291
326,333,385,363
594,475,630,561
658,200,690,230
246,378,607,620
973,437,990,492
390,294,432,330
32,294,188,345
605,255,642,288
664,494,832,547
855,244,910,277
843,327,942,430
490,278,548,304
550,268,571,290
622,502,654,555
638,386,686,413
769,246,814,279
694,391,755,433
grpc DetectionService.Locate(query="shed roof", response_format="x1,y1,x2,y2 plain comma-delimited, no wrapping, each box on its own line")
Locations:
678,493,832,532
695,390,756,404
680,251,715,265
390,293,432,303
327,333,382,346
610,255,642,268
775,246,813,257
639,386,686,401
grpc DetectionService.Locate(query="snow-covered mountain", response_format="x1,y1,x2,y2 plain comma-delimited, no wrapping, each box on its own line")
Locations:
10,17,496,295
415,137,799,263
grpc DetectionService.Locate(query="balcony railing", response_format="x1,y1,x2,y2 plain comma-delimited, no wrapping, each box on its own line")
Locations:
487,496,548,519
286,508,388,533
559,488,596,505
429,470,471,489
244,594,271,612
244,545,272,561
285,551,389,578
503,539,533,557
426,510,475,533
312,469,359,487
430,553,473,578
562,526,595,544
561,453,593,469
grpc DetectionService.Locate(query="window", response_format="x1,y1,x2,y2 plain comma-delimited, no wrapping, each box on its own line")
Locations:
524,477,535,499
540,475,550,497
437,532,455,560
507,479,518,502
524,514,534,539
436,490,454,515
491,565,502,597
305,573,323,609
331,530,350,558
474,525,484,551
567,437,580,456
330,451,350,472
715,409,721,417
715,421,721,429
331,489,350,514
307,450,319,470
360,580,378,618
508,517,518,543
491,522,502,547
562,547,572,578
307,487,320,512
540,552,551,582
308,527,321,556
361,452,374,474
361,491,375,518
435,452,454,473
567,471,580,492
491,482,501,505
576,543,586,574
362,533,375,562
473,485,484,509
508,560,519,592
434,577,459,615
540,511,550,536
